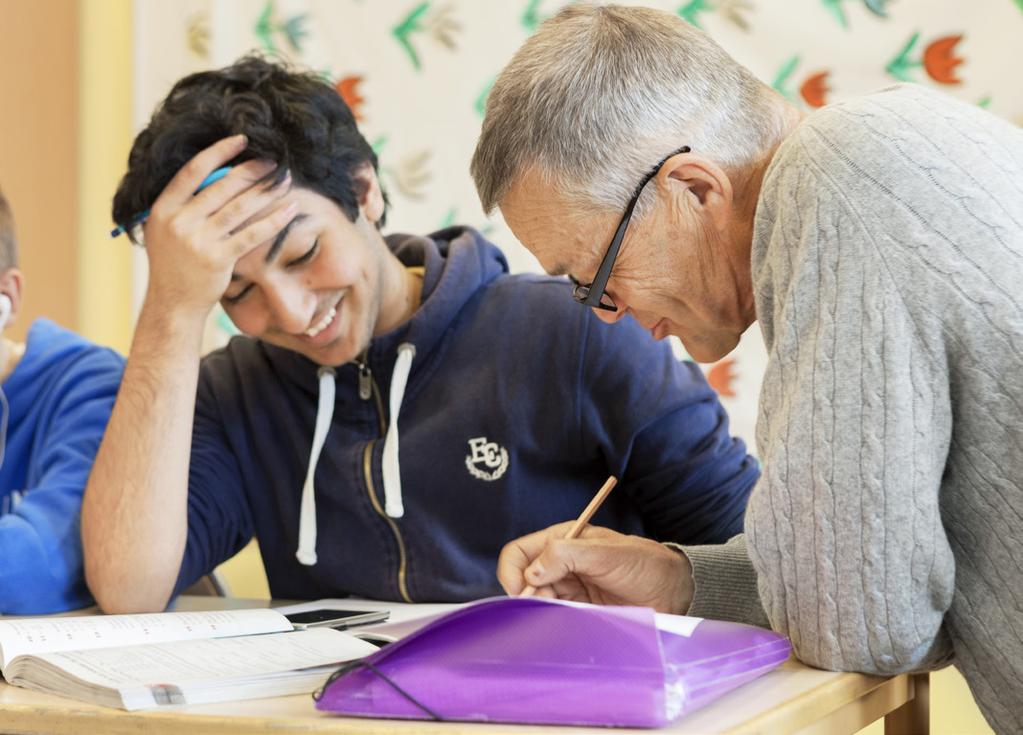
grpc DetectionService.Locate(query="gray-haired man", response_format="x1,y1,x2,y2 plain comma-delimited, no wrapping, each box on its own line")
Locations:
472,4,1023,733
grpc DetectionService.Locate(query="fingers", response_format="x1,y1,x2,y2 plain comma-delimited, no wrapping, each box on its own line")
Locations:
530,585,559,600
522,538,586,589
224,200,299,261
154,135,248,210
496,522,576,595
523,534,631,589
497,522,624,596
206,169,292,237
189,158,280,219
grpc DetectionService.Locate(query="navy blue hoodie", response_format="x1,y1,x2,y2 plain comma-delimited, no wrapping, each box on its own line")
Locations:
177,227,757,602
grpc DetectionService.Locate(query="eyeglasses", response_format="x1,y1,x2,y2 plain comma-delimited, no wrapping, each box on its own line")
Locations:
571,145,691,311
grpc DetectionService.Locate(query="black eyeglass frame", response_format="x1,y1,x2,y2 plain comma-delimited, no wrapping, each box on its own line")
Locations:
571,145,691,311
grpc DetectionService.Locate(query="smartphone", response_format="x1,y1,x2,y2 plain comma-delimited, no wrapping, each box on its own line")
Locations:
284,608,390,630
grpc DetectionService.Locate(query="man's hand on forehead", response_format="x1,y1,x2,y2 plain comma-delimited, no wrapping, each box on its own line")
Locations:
136,136,299,320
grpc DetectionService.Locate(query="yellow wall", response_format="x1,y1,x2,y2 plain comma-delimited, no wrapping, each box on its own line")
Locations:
0,0,79,339
78,0,133,353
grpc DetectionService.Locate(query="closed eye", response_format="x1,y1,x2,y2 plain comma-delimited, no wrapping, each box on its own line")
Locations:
223,283,254,304
224,239,319,304
286,239,319,268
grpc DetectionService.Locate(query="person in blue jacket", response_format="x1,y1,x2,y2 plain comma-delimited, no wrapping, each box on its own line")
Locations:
82,56,757,612
0,186,124,613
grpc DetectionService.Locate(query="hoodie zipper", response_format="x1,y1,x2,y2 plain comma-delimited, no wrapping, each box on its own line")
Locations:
357,356,413,603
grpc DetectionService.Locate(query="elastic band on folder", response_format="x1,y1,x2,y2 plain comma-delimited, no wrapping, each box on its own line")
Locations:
314,659,441,721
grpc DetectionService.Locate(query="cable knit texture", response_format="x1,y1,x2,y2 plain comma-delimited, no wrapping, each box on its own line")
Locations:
682,84,1023,734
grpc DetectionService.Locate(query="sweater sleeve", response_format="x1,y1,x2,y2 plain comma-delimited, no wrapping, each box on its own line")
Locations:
0,349,123,614
739,144,955,675
672,535,769,628
172,365,254,597
579,313,759,545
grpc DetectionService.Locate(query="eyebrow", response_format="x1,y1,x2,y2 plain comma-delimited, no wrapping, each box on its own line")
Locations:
229,213,309,282
265,213,308,264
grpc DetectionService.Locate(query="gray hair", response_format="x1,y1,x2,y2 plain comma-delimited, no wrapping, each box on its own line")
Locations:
471,3,784,216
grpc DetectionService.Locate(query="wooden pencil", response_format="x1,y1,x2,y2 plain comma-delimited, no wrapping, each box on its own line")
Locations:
520,475,618,596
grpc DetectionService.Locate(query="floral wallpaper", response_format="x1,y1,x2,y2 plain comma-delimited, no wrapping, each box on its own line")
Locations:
132,0,1023,451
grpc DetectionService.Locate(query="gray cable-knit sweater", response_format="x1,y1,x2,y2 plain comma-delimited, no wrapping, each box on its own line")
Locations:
679,84,1023,734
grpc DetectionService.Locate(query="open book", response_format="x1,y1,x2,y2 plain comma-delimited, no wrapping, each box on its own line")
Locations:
0,608,379,710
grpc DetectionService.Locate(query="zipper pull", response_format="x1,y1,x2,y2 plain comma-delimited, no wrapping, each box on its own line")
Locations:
358,361,373,401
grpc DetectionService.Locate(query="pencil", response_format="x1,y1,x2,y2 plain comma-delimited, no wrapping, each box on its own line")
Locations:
520,475,619,596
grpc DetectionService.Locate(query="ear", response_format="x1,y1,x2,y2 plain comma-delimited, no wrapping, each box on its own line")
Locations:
657,152,734,233
352,164,385,225
0,268,24,328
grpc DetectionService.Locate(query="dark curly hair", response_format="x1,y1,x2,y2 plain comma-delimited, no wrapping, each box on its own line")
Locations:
112,55,385,242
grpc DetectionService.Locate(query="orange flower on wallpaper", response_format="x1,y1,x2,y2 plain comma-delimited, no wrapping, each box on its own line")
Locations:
772,56,834,109
707,358,738,398
923,35,965,85
887,31,966,86
335,75,366,121
799,71,831,108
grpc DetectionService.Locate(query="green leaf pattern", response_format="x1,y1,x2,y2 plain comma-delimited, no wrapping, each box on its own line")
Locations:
127,0,1023,441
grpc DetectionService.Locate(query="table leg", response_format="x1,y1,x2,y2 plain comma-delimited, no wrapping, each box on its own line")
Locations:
884,673,930,735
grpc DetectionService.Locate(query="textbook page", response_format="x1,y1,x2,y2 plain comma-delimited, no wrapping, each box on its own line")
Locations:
7,628,377,710
0,608,291,670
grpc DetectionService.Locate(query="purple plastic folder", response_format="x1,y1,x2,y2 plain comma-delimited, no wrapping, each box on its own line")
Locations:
315,597,790,727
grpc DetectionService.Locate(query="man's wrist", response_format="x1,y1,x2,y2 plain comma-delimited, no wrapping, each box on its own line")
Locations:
135,295,210,353
662,542,694,615
668,536,771,628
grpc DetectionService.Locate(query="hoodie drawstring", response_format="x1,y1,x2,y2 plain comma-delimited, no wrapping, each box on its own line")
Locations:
382,343,416,518
295,344,416,564
296,366,336,566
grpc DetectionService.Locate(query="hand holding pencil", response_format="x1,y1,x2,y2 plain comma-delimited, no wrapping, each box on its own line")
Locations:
496,476,696,614
519,476,620,596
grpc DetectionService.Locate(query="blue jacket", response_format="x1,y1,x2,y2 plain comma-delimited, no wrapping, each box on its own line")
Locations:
177,228,757,602
0,319,124,613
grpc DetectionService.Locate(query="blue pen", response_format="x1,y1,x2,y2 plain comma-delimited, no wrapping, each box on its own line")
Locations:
110,166,233,238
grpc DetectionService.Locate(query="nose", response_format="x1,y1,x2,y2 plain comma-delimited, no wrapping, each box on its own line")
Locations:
265,282,317,335
592,305,629,324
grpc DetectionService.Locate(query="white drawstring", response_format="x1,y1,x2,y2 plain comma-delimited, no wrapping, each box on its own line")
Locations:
382,343,416,518
295,366,336,566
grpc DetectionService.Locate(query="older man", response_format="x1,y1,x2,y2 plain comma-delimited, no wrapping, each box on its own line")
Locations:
472,4,1023,733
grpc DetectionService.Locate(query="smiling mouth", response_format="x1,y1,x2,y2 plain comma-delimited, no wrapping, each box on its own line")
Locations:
304,294,346,338
304,308,336,338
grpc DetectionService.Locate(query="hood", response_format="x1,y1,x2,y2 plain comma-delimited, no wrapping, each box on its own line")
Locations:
292,226,509,564
376,225,509,364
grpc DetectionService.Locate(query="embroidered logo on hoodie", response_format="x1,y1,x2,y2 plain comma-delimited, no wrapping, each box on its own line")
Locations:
465,437,508,481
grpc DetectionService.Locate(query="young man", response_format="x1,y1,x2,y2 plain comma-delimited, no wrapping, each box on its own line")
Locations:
82,56,757,613
0,186,124,613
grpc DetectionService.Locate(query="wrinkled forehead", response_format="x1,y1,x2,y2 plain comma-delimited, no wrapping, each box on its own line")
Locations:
501,169,611,275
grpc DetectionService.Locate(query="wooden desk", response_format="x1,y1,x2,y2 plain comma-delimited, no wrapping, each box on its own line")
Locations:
0,597,929,735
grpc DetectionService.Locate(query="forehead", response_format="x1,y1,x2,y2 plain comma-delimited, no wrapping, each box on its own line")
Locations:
501,168,610,274
231,188,325,273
